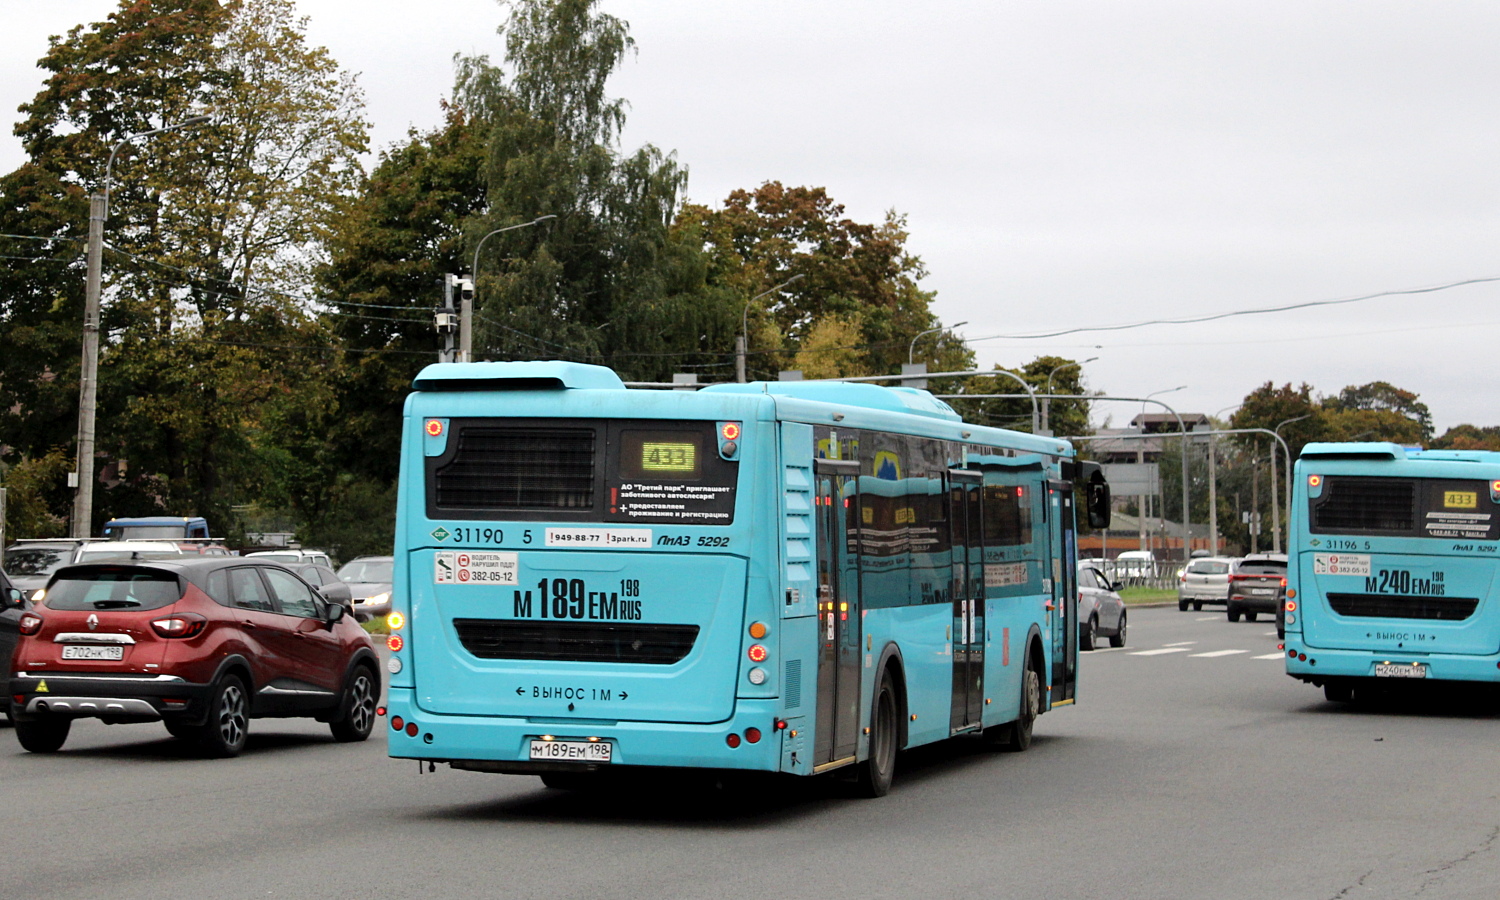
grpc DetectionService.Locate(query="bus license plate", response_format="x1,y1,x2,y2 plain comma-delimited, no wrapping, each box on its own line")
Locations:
1374,663,1427,679
61,645,124,661
529,740,612,763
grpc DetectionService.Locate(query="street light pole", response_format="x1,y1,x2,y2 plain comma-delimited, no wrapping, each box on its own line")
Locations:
462,214,556,363
1041,356,1097,435
1271,414,1312,553
72,115,210,538
908,321,967,365
737,274,804,382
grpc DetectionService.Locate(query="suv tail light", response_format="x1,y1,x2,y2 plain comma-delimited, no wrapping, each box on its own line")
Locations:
150,613,207,639
18,613,43,636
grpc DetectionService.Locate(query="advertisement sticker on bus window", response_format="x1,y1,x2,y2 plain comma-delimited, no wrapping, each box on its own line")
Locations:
435,551,519,585
984,562,1029,588
1313,553,1371,576
545,528,652,548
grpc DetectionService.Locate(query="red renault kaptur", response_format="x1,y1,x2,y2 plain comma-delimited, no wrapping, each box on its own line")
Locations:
8,557,380,756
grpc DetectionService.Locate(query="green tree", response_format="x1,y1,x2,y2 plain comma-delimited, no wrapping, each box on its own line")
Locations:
944,356,1095,436
9,0,368,532
453,0,734,380
1432,424,1500,451
679,181,961,380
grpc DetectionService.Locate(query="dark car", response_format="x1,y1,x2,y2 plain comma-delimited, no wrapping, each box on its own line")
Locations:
0,569,28,717
1226,554,1287,624
7,557,379,756
336,555,393,621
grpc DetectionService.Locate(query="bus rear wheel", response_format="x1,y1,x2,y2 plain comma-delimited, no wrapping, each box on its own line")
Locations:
990,664,1040,753
854,670,898,798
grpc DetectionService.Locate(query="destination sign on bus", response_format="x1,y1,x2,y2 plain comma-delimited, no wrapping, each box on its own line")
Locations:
640,441,697,474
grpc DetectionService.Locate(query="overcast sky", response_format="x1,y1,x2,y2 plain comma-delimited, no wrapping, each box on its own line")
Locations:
4,1,1497,433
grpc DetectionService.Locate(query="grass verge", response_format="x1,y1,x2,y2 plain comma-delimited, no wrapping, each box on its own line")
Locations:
1119,586,1178,605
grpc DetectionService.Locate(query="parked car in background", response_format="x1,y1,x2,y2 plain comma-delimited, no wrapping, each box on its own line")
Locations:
1177,556,1237,610
247,549,335,568
1077,562,1127,650
4,539,96,600
336,556,393,621
1226,554,1288,624
7,557,379,756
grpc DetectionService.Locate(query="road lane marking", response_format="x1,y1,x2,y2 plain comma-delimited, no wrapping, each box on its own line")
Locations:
1253,653,1286,660
1088,647,1127,653
1262,632,1277,637
1189,649,1248,658
1130,648,1192,656
1164,641,1198,646
1195,617,1218,621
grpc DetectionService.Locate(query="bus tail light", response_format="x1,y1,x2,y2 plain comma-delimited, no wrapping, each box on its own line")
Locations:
747,644,768,663
387,634,404,652
726,733,741,748
406,722,419,737
1284,600,1297,612
387,611,405,630
745,727,762,744
391,716,404,731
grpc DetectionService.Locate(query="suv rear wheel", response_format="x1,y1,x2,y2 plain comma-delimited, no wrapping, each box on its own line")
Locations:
15,717,70,753
191,674,249,758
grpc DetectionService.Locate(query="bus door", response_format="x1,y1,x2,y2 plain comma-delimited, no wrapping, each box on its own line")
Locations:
1046,480,1079,704
948,470,985,733
814,460,863,769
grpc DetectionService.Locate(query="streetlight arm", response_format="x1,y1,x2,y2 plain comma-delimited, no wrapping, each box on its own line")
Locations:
741,273,806,343
103,115,213,207
908,320,968,365
462,214,557,362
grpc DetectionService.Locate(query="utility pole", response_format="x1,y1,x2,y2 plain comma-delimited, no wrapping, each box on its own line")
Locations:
734,334,747,383
1250,450,1260,554
1269,438,1280,553
72,191,106,538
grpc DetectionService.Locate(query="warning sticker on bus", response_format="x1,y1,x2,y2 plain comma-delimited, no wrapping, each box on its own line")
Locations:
435,551,519,585
984,562,1029,588
1313,553,1370,576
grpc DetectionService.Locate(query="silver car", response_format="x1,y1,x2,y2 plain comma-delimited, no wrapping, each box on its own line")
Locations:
1078,562,1127,650
1177,556,1237,611
337,555,394,621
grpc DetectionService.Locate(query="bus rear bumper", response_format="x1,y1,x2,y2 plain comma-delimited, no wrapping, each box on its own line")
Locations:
385,689,791,773
1285,646,1500,684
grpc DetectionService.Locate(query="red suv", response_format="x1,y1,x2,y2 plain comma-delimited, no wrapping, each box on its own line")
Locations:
7,557,380,757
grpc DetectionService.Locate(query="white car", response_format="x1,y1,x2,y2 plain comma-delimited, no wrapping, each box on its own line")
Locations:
1177,556,1238,610
1077,562,1127,650
74,540,187,561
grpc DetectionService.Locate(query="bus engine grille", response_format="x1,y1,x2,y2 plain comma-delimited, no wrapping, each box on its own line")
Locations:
1314,478,1415,533
452,619,700,664
1325,593,1479,621
434,427,595,510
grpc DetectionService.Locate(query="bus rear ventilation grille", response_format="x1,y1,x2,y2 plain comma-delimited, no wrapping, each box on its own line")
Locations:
1326,593,1478,621
433,427,595,510
452,619,700,664
1313,478,1414,532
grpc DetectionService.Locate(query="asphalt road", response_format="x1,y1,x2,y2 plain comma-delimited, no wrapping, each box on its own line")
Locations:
4,608,1499,900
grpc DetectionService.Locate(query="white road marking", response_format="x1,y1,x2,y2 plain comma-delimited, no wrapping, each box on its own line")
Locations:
1195,616,1218,621
1253,653,1287,660
1087,647,1128,653
1189,649,1248,658
1263,632,1277,637
1130,647,1193,656
1164,641,1198,647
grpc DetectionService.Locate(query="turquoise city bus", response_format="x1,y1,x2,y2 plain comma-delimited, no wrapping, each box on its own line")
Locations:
384,361,1109,795
1286,442,1500,701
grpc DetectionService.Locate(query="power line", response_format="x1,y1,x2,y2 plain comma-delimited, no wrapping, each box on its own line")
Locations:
965,275,1500,342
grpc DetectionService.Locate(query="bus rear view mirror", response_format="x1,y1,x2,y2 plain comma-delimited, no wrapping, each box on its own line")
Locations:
1080,462,1111,530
